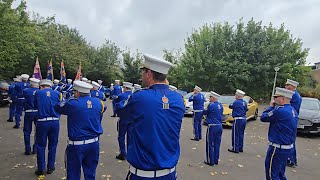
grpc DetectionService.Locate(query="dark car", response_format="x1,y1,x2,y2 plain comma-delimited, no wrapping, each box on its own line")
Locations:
297,97,320,134
0,81,10,106
103,86,111,98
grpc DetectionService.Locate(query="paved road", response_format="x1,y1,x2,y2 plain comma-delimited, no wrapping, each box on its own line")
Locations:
0,101,319,180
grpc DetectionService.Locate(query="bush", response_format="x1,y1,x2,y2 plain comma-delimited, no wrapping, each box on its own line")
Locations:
298,84,320,99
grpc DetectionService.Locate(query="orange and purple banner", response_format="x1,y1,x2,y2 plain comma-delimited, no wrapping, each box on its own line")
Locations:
33,57,42,80
75,62,82,80
60,60,66,84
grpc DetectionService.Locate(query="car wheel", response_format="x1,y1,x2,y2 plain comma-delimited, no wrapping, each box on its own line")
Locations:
253,109,258,120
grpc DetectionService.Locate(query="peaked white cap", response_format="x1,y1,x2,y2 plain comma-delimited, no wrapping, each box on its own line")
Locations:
74,81,93,93
29,78,40,87
194,85,202,92
134,84,141,89
273,87,294,99
91,81,100,88
209,91,221,99
13,77,21,82
111,83,114,86
40,79,53,87
285,79,299,87
81,77,88,81
97,80,102,84
123,82,133,88
53,79,59,84
67,79,72,84
21,74,30,80
115,80,120,82
142,54,173,75
235,89,245,96
169,85,178,91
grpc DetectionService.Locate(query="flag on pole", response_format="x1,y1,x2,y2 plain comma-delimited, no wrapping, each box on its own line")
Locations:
60,60,66,84
33,57,42,80
46,59,54,81
75,62,82,80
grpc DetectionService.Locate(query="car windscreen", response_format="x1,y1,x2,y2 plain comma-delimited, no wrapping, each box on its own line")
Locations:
219,96,235,104
300,99,320,110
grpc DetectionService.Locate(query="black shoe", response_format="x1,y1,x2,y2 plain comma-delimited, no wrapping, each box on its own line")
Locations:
190,138,200,141
287,162,295,167
47,167,55,174
34,170,46,176
116,154,126,160
239,149,243,152
13,125,19,129
24,151,31,155
7,119,13,122
111,115,116,117
204,161,214,166
228,148,239,153
32,151,37,154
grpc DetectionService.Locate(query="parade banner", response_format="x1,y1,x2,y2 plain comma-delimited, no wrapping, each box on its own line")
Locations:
75,62,82,80
60,60,66,84
33,57,42,80
46,60,54,81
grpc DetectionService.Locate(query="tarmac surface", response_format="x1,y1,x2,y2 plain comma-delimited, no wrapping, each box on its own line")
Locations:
0,101,319,180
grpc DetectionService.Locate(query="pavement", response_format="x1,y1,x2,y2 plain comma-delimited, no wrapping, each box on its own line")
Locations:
0,101,319,180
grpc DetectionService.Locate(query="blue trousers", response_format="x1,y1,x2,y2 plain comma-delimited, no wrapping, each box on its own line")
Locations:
9,101,16,120
23,112,37,153
288,143,297,164
66,141,99,180
265,145,291,180
112,100,117,116
126,170,177,180
206,124,222,165
231,118,246,152
117,118,128,156
14,101,24,126
36,120,59,171
193,111,203,140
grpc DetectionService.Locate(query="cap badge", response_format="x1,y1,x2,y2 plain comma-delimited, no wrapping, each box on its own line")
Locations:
87,100,92,108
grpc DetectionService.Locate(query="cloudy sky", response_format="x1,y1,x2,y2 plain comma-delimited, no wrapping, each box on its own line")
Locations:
22,0,319,64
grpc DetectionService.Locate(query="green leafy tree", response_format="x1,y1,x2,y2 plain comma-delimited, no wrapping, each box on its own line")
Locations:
0,0,38,78
87,40,122,84
121,50,143,84
174,19,309,99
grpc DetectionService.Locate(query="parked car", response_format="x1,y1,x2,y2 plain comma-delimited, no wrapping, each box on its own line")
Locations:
103,86,111,98
297,97,320,134
0,81,10,106
219,95,259,126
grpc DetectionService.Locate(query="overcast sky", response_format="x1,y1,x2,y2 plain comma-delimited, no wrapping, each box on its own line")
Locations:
22,0,320,64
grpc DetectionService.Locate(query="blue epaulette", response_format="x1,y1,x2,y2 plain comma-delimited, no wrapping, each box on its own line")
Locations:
133,88,148,94
275,105,284,110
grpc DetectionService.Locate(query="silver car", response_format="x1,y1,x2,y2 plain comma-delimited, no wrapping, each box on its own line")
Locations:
297,97,320,134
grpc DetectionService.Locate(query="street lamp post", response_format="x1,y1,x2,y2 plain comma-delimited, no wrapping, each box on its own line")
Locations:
271,67,280,101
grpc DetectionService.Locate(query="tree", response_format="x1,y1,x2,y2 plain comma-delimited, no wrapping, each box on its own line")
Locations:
0,0,38,78
162,49,183,87
121,50,143,84
173,19,310,99
87,40,122,84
